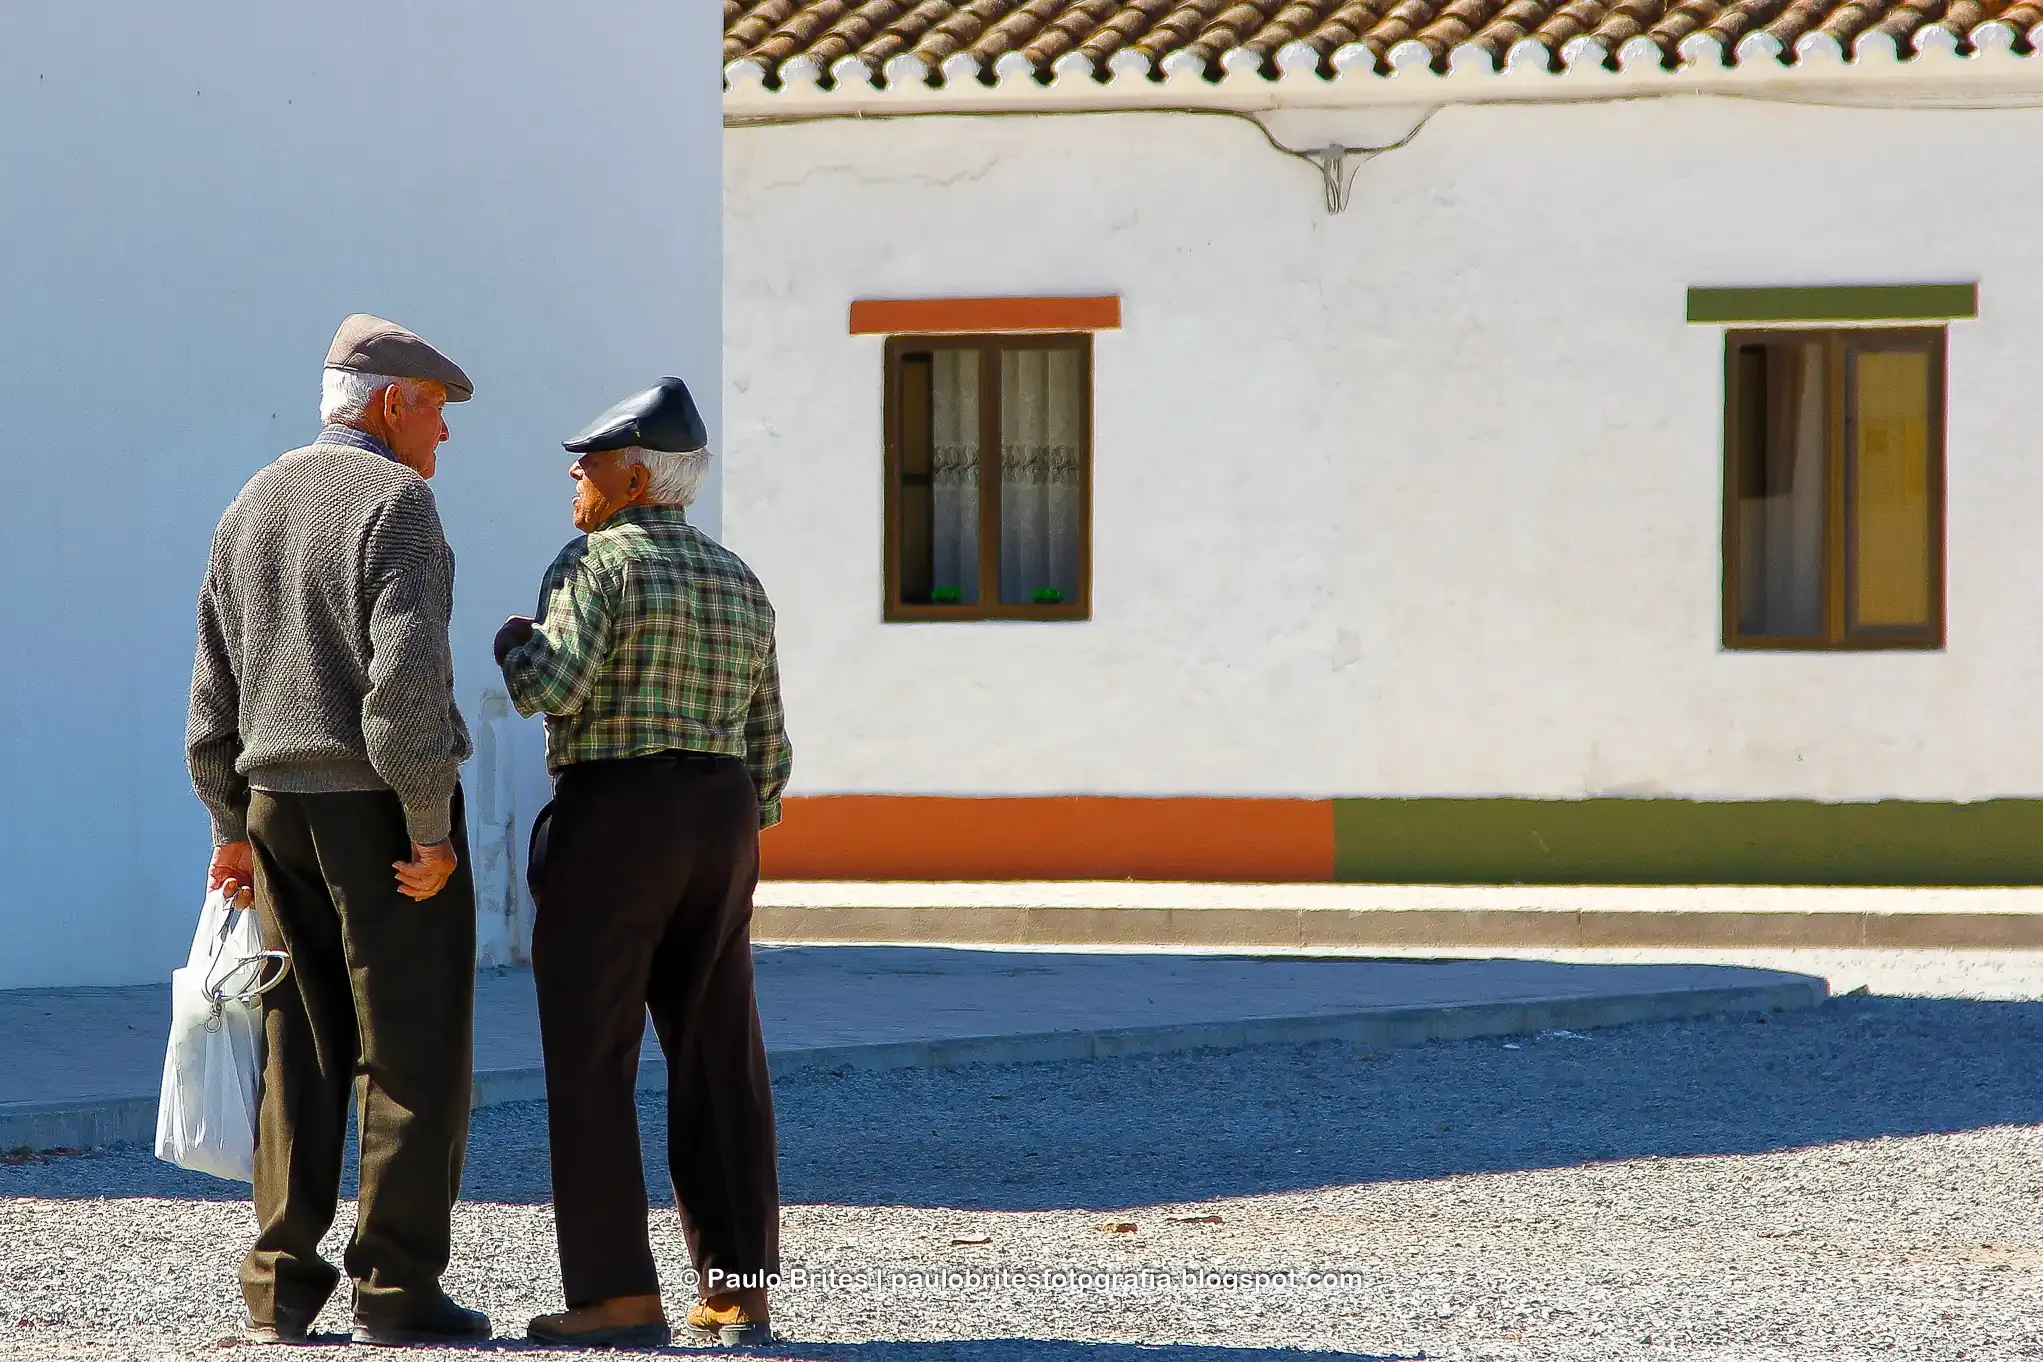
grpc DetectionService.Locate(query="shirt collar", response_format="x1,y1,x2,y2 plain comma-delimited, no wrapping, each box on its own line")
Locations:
316,423,396,462
599,504,690,532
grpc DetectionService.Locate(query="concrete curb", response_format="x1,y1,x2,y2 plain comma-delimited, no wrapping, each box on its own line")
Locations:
752,902,2043,951
0,1096,159,1155
1,972,1825,1155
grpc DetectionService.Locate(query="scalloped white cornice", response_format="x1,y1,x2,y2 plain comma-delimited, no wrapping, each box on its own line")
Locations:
725,33,2043,119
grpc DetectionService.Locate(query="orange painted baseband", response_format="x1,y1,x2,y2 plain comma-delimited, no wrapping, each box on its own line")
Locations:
760,795,1333,882
849,296,1122,336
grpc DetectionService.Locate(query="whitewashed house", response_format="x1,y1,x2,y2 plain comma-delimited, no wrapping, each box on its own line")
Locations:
723,0,2043,886
0,2,722,988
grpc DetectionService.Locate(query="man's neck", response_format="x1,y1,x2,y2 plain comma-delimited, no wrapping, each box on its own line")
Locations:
324,419,430,477
347,409,395,446
320,422,393,455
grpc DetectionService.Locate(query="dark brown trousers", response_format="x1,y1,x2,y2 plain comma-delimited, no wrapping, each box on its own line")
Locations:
530,753,779,1306
242,787,475,1325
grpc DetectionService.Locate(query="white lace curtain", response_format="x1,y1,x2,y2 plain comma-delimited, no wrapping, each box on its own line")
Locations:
922,345,1081,607
929,349,980,603
998,348,1082,605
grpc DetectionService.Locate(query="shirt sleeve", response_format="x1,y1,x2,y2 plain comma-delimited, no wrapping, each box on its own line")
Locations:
359,483,465,846
744,634,793,830
186,555,249,845
501,546,617,720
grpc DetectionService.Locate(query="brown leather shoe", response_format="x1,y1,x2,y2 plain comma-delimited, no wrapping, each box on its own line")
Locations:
350,1292,490,1348
686,1291,773,1347
243,1302,318,1345
527,1293,671,1348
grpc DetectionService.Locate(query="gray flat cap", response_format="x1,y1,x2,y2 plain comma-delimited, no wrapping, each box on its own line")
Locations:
324,313,473,402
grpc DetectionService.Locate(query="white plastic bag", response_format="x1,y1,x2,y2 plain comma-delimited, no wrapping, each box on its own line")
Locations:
154,887,289,1182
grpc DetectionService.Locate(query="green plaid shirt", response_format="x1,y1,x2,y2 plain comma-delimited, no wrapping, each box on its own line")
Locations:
500,505,792,828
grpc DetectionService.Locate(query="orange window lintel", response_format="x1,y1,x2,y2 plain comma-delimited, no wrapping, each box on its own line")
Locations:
849,295,1121,336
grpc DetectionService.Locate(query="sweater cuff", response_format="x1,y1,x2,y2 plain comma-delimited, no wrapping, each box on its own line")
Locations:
403,800,453,847
211,809,249,846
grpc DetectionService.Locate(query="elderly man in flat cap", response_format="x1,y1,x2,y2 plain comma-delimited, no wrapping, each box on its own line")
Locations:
495,377,791,1350
187,314,490,1347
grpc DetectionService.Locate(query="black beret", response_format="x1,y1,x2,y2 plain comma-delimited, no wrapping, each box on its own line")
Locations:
563,377,707,454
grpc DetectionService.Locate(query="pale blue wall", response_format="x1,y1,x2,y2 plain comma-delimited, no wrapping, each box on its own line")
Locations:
0,1,721,987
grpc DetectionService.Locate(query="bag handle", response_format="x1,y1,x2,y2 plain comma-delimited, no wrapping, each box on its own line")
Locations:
202,903,293,1008
216,949,291,1002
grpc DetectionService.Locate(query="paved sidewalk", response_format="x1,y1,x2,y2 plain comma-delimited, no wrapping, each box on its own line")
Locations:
755,881,2043,949
0,946,1823,1152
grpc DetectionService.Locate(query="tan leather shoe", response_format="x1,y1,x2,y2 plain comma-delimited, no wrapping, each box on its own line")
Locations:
686,1290,773,1347
527,1293,670,1348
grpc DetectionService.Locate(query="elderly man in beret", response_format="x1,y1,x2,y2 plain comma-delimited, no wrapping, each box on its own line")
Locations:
187,314,489,1347
497,377,791,1350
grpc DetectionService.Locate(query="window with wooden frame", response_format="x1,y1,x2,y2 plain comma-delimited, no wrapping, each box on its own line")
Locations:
1723,327,1945,649
884,332,1092,621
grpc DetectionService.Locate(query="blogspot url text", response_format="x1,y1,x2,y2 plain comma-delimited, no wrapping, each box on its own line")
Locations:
691,1268,1369,1295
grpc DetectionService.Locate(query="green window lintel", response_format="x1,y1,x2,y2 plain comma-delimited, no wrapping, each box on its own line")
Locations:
1687,283,1977,325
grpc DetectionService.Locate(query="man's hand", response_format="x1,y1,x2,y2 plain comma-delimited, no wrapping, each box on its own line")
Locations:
494,615,536,666
394,841,458,901
209,840,255,908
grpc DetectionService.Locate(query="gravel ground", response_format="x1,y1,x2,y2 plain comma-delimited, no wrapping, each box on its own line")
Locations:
4,993,2041,1362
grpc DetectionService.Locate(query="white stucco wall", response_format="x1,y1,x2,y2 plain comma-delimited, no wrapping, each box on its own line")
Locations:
0,2,721,989
724,97,2040,808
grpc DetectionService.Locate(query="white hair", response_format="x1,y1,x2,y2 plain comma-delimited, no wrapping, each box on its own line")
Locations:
623,446,712,507
320,368,431,425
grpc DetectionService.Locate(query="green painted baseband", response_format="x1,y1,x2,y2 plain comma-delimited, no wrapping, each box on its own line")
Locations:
1332,797,2043,886
1686,283,1977,324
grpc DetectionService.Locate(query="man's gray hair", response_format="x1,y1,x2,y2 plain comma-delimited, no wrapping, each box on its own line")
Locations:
320,368,431,425
624,446,712,507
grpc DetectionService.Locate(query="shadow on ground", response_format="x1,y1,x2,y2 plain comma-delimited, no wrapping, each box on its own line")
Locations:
737,1345,1414,1362
765,994,2043,1210
118,1336,1405,1362
8,994,2041,1210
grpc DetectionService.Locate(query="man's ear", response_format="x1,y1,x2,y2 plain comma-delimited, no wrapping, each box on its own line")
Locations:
628,460,651,502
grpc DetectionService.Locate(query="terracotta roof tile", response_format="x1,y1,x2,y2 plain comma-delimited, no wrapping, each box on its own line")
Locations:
1644,0,1724,56
724,0,2043,82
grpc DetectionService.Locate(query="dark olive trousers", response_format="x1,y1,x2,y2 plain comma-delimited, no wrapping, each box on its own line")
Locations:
530,753,780,1306
242,786,476,1326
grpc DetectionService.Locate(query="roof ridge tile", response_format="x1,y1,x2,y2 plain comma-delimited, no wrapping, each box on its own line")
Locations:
726,0,2043,88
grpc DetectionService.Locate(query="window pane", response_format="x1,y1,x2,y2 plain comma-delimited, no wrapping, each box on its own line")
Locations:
897,353,934,604
1735,340,1826,638
903,348,979,605
1849,347,1934,632
997,347,1083,606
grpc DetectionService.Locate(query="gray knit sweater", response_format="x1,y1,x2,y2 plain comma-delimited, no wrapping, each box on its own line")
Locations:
186,430,471,846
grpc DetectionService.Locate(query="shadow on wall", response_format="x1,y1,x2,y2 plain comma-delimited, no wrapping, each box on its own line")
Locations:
11,996,2040,1209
